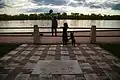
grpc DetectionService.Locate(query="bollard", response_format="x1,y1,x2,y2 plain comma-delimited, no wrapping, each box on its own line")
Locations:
33,25,40,44
90,25,96,43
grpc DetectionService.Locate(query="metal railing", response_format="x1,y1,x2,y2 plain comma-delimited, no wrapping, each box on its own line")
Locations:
0,25,120,43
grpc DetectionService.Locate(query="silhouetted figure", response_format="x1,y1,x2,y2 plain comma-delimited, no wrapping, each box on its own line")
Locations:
62,23,69,45
69,32,76,46
52,16,58,36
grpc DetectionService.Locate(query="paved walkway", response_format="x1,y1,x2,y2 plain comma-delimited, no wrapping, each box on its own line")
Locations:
0,36,120,44
0,44,120,80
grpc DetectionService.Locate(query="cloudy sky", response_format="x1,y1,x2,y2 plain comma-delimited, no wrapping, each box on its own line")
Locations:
0,0,120,15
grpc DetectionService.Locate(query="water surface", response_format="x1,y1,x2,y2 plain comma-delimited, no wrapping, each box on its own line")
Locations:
0,20,120,32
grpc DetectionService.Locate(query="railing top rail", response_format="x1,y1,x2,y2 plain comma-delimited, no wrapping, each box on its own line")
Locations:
96,28,120,29
0,29,120,34
0,27,33,29
0,34,120,37
0,27,120,29
0,27,90,29
0,32,32,34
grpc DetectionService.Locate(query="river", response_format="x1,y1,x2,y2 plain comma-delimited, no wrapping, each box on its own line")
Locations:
0,20,120,32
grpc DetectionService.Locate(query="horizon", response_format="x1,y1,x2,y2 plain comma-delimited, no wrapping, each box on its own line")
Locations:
1,12,120,16
0,0,120,15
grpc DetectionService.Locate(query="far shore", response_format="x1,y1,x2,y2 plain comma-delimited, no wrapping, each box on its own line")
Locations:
0,13,120,20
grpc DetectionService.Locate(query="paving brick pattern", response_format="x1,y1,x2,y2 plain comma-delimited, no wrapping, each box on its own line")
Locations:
0,44,120,80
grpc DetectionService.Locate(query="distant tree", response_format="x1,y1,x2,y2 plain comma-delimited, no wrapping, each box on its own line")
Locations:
80,14,84,16
38,13,44,19
62,12,67,16
0,13,120,20
75,13,79,16
61,12,67,19
56,13,60,19
71,13,79,16
49,9,53,15
29,14,38,20
71,13,79,19
57,13,60,16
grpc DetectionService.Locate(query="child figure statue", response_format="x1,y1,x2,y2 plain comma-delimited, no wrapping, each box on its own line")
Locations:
69,32,76,46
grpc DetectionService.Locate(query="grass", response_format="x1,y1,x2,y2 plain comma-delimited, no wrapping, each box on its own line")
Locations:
0,43,20,57
98,43,120,59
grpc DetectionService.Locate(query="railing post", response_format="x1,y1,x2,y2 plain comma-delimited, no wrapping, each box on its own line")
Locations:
33,25,40,44
90,25,96,43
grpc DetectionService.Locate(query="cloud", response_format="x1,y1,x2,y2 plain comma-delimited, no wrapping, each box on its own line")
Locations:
112,3,120,10
74,0,86,3
2,0,120,10
0,4,4,8
102,1,120,10
0,0,120,15
27,8,50,12
27,7,63,13
90,4,102,9
67,2,81,7
68,0,120,10
66,0,104,9
67,0,85,7
31,0,69,5
0,0,4,8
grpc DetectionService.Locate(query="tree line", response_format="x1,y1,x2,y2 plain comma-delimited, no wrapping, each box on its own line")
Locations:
0,13,120,20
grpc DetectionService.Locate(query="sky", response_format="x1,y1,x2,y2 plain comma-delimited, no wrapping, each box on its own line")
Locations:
0,0,120,15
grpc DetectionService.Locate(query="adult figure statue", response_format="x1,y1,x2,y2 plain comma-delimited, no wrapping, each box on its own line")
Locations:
62,23,69,45
52,16,58,36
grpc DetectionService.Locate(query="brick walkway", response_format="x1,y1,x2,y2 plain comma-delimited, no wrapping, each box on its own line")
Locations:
0,44,120,80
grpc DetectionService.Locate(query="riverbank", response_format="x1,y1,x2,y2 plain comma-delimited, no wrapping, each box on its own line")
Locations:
98,43,120,59
0,43,20,57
